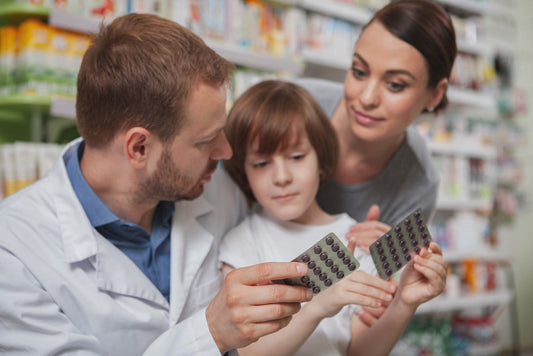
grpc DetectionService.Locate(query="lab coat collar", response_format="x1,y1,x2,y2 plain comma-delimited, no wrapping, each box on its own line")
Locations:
53,139,216,312
53,140,165,304
169,195,214,324
55,138,99,263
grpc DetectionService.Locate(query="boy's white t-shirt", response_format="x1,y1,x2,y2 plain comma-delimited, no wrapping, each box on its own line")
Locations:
219,209,377,356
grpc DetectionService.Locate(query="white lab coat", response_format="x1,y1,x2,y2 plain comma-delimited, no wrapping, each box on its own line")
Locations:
0,139,247,355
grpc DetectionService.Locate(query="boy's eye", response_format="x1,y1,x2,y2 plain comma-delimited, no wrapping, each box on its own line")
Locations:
291,153,305,161
252,160,268,168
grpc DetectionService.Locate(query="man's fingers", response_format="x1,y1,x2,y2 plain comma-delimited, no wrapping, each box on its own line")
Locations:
230,302,302,325
228,282,312,306
228,262,308,286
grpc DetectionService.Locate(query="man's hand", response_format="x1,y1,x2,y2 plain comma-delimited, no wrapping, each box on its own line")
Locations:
346,205,390,254
206,262,312,354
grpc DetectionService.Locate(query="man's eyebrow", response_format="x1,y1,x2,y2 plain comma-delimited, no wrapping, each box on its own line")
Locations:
353,53,417,80
201,125,224,141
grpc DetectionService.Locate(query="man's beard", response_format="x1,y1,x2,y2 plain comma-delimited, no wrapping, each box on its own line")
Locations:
138,147,217,202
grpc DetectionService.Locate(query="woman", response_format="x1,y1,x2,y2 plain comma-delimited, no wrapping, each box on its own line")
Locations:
298,0,457,253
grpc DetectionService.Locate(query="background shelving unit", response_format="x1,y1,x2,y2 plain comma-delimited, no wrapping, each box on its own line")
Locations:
0,0,525,352
206,39,304,75
0,1,47,26
417,289,513,314
0,3,81,144
297,0,372,24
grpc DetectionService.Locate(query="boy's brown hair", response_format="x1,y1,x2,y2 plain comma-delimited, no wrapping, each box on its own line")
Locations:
224,80,338,203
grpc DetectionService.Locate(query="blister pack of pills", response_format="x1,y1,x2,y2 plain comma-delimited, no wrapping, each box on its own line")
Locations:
277,232,360,294
369,208,432,279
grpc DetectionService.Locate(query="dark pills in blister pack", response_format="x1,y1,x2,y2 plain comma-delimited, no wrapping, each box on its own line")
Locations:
369,208,432,279
277,233,360,294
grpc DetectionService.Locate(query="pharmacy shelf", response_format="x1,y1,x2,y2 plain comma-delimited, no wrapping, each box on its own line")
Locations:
435,0,487,15
447,86,497,111
0,5,103,34
428,141,497,160
301,48,350,70
50,96,76,119
0,1,48,26
457,38,491,56
442,249,512,264
416,289,513,314
266,0,298,6
435,198,492,212
0,95,75,120
468,341,502,356
35,8,305,76
486,2,515,20
0,95,50,116
205,39,304,75
297,0,372,25
0,95,75,142
48,8,105,34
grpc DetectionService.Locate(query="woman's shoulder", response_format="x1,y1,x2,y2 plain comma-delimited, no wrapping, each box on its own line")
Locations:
400,126,439,183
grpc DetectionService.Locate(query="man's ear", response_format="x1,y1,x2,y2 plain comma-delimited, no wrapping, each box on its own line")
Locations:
124,127,154,169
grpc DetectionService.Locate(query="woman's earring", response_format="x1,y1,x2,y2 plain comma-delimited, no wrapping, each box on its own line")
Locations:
427,107,435,113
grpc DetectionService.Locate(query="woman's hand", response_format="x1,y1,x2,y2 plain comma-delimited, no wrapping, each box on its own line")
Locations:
346,205,390,254
397,241,448,308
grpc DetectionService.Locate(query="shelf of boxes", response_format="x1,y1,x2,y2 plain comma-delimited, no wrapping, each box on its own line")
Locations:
0,94,75,120
447,86,497,112
297,0,372,25
417,289,513,314
428,140,496,212
301,48,350,70
427,140,497,160
0,1,48,26
435,0,487,15
205,39,304,75
442,248,512,264
456,38,492,56
48,7,105,34
0,5,87,142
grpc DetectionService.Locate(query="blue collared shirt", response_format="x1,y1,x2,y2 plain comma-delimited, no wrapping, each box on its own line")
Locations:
66,141,174,301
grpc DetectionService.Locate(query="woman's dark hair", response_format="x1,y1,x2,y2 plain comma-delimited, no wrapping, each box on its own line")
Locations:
368,0,457,112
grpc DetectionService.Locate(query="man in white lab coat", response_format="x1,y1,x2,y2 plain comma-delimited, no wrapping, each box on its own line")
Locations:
0,13,312,355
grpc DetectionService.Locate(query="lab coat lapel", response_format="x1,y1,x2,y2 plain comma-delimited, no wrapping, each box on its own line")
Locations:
55,141,169,309
94,236,169,309
169,195,214,324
